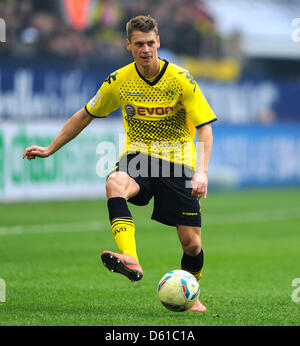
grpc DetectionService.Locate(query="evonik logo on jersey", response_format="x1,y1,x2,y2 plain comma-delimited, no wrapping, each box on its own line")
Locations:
125,105,174,117
137,106,174,116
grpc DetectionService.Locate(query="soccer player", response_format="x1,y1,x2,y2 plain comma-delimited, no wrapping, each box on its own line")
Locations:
23,15,216,312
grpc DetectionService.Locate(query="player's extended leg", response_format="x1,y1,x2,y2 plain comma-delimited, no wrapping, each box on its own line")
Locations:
177,225,207,311
101,171,144,281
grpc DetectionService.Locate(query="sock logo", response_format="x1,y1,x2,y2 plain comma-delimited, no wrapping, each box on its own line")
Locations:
112,227,127,237
111,217,135,237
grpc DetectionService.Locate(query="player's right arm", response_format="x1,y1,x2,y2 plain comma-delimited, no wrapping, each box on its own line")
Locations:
22,107,93,160
23,70,120,160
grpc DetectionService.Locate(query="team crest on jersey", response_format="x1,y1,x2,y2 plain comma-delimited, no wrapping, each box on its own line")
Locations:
89,92,101,108
164,86,176,100
125,104,136,117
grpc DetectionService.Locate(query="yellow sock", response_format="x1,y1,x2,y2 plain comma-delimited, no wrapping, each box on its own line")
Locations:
111,217,139,262
194,268,203,284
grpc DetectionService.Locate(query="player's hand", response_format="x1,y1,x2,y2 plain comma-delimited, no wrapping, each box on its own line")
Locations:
22,146,51,160
191,171,208,200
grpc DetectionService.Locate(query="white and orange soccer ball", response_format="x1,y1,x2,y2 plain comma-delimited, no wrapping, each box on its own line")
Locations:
157,270,200,312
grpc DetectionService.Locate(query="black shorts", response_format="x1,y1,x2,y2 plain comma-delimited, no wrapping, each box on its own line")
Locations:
109,153,201,227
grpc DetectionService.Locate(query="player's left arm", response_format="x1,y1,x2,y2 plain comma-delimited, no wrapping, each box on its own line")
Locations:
191,123,213,200
178,68,216,199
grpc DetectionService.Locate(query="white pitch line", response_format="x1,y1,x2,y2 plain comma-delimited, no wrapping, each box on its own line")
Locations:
0,208,299,236
205,207,300,225
0,221,105,236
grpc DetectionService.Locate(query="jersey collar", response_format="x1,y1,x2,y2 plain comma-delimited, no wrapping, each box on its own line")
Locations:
134,58,169,86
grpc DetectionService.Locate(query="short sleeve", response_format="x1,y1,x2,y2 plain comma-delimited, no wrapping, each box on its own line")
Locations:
85,77,120,118
181,71,217,127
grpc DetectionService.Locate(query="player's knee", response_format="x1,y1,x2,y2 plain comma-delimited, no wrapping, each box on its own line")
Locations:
185,243,201,256
181,238,201,256
106,175,127,198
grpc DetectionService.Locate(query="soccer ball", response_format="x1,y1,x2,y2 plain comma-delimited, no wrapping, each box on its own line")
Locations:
157,270,200,312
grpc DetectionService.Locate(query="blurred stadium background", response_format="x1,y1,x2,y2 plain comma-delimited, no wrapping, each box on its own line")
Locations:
1,0,300,202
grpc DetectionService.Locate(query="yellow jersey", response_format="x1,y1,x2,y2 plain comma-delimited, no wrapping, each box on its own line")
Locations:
85,59,216,169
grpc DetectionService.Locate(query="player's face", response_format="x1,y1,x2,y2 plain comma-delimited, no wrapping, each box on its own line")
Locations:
126,30,160,69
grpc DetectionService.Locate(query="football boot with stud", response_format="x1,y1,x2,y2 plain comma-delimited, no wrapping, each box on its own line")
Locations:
101,250,143,282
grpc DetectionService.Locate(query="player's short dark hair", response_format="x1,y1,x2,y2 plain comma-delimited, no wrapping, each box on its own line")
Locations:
126,15,158,41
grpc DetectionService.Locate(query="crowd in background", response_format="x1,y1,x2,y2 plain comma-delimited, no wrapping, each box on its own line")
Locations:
0,0,225,65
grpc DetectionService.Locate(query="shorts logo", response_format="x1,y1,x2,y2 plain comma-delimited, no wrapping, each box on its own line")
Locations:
125,104,136,117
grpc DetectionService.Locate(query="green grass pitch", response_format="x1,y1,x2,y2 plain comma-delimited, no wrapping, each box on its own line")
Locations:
0,187,299,326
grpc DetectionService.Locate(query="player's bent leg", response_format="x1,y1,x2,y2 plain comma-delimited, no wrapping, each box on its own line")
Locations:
177,225,207,311
102,172,144,281
106,171,140,200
